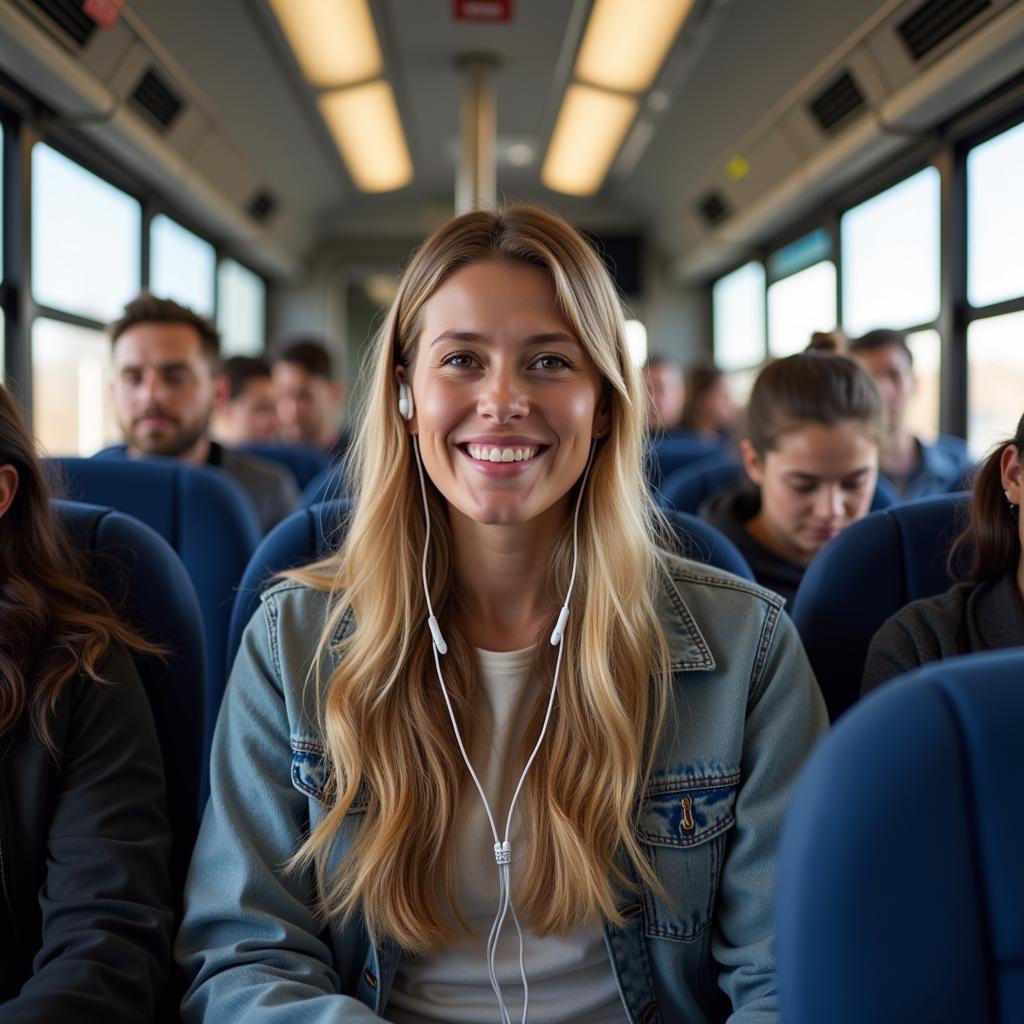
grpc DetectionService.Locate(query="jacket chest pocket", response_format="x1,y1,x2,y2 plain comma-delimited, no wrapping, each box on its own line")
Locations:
637,774,738,943
290,741,368,835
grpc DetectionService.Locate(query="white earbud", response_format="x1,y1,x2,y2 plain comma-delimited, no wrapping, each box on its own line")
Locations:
398,381,414,420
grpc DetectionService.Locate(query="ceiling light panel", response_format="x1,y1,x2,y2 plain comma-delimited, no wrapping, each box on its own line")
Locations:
319,81,413,192
268,0,382,87
541,84,639,196
575,0,694,93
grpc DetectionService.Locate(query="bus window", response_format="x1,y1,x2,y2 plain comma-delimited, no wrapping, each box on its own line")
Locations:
31,144,140,323
968,310,1024,459
767,260,836,357
150,215,216,317
841,167,940,338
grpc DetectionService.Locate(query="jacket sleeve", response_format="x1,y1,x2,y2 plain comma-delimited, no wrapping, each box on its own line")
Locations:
176,594,386,1023
712,608,829,1020
5,647,173,1023
861,611,934,694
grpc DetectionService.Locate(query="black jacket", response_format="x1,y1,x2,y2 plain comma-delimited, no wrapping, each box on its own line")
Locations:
0,646,173,1021
862,570,1024,693
698,486,805,607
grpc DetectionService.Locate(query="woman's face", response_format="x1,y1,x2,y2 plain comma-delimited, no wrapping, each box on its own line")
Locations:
743,420,879,565
404,259,607,529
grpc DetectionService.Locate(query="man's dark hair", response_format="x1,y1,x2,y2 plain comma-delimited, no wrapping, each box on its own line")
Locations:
848,329,914,369
274,339,332,380
109,292,220,362
221,356,272,400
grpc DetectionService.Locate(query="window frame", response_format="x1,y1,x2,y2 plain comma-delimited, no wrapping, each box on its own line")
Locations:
0,90,270,424
705,73,1024,440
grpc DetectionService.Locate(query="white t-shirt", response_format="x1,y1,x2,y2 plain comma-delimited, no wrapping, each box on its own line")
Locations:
385,645,626,1024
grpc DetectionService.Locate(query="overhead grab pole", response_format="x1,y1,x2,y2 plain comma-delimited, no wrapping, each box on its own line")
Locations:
455,54,499,214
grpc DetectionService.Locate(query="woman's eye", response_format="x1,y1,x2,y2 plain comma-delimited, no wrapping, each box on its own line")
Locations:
440,352,477,368
532,354,571,370
791,485,816,496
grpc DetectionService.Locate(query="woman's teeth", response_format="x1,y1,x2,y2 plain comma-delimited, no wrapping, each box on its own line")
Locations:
466,444,539,463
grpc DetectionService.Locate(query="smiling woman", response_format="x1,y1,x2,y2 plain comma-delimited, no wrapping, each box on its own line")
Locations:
176,205,827,1024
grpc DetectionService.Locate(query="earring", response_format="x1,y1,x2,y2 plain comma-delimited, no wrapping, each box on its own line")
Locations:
1007,490,1019,517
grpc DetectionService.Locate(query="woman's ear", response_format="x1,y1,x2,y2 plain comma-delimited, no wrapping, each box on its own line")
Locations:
739,439,764,487
1001,443,1022,504
0,464,19,521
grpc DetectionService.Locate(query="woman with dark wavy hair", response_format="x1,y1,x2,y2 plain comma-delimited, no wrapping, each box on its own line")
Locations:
0,383,173,1020
862,411,1024,691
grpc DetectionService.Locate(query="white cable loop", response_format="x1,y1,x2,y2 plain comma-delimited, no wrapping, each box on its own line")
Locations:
412,437,596,1024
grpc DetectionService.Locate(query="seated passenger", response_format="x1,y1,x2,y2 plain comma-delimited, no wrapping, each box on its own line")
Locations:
0,383,173,1018
103,293,299,533
272,338,349,461
641,353,687,435
849,329,972,497
177,206,826,1022
862,411,1024,692
213,355,279,445
700,339,884,606
679,363,737,441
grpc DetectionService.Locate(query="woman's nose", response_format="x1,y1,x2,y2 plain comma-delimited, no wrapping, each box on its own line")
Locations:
477,368,528,422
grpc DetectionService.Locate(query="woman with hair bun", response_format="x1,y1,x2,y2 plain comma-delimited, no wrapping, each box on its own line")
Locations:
0,383,172,1020
862,411,1024,692
178,205,826,1023
700,336,885,606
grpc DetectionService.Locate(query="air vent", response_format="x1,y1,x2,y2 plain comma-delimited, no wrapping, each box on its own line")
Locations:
697,192,730,227
27,0,97,47
246,190,277,224
898,0,992,62
130,68,183,130
809,71,866,133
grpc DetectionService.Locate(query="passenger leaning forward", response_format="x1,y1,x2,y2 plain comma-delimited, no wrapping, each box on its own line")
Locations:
700,337,886,607
0,383,173,1019
177,205,827,1023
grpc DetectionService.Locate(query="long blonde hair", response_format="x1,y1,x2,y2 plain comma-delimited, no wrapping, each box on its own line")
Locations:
288,206,672,951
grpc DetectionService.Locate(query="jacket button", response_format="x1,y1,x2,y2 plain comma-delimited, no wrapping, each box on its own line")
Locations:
640,1002,657,1023
362,969,378,990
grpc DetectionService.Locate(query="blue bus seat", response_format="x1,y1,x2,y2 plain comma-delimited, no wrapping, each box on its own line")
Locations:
660,455,900,515
301,464,348,507
55,499,206,898
48,457,261,740
777,648,1024,1023
789,491,971,721
647,433,726,493
227,501,753,673
233,442,330,490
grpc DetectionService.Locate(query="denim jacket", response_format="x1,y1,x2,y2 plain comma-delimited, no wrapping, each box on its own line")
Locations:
177,553,827,1023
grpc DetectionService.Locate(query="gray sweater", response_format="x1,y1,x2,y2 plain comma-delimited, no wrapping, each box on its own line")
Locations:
861,570,1024,693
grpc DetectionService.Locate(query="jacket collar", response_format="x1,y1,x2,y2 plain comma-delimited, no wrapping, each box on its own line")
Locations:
328,556,716,673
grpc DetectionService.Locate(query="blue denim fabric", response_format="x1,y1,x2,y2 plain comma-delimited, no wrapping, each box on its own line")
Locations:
893,434,974,499
176,554,827,1023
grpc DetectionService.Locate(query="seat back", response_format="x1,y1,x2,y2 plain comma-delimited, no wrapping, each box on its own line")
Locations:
55,499,206,896
647,433,725,493
790,491,971,720
301,465,348,507
659,455,743,513
777,648,1024,1023
233,443,330,489
227,500,754,672
49,457,261,736
660,455,900,515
